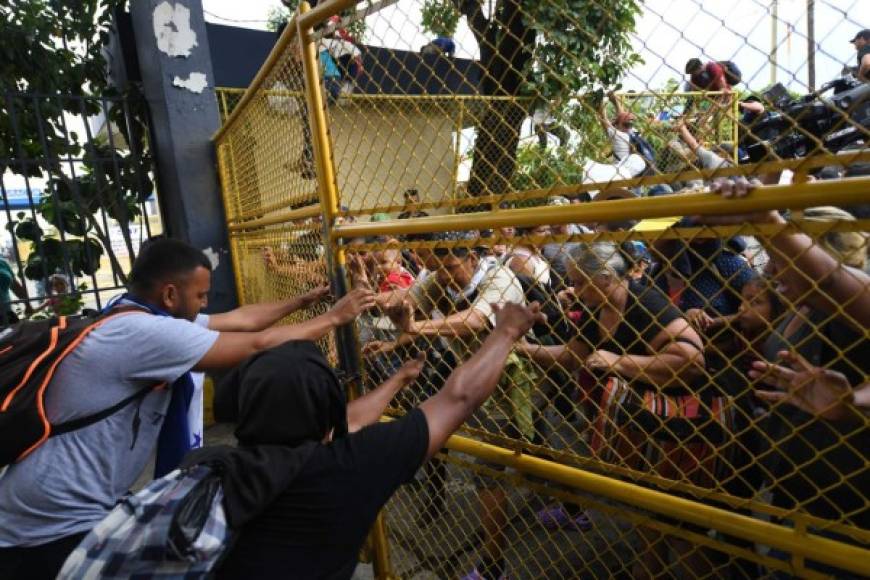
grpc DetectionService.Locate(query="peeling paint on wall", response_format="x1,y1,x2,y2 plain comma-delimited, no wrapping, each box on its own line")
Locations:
172,72,208,93
203,247,220,270
153,1,198,57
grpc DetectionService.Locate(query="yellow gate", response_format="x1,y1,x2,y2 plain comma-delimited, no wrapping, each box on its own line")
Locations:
214,1,870,577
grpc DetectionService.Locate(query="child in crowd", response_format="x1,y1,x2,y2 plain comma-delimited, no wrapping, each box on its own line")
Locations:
350,238,416,395
701,272,786,576
374,246,415,293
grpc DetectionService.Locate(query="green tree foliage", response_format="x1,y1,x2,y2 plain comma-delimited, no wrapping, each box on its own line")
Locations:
0,0,150,286
509,144,591,192
269,1,367,40
1,0,122,173
421,0,461,37
427,0,641,199
267,5,291,32
524,1,643,103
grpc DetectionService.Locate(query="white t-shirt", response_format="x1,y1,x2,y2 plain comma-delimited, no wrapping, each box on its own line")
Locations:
507,247,552,286
607,126,632,161
320,38,361,59
582,154,647,196
410,261,524,361
0,312,218,546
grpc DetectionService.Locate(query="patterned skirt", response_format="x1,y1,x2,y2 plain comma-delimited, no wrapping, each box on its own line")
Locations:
589,377,737,488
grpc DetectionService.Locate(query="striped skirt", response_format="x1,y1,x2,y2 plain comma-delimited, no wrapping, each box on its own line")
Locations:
590,377,737,488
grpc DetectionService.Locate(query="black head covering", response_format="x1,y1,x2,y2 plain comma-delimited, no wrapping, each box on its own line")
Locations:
186,341,347,527
215,340,347,446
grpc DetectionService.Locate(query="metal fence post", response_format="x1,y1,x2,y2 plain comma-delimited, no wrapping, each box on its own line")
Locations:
297,3,396,578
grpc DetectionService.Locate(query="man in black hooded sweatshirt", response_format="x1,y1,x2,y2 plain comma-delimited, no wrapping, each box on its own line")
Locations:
188,300,544,579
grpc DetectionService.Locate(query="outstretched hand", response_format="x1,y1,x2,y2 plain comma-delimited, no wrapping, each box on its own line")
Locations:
585,349,620,372
362,340,396,358
392,352,426,387
348,253,372,290
329,288,376,325
385,299,415,334
693,177,780,225
750,350,858,422
686,308,715,333
492,301,546,341
298,283,330,309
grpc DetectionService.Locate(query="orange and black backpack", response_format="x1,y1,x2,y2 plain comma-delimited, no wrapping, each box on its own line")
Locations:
0,306,151,467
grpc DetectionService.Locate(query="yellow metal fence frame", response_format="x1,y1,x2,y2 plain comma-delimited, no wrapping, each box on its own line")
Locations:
214,2,870,577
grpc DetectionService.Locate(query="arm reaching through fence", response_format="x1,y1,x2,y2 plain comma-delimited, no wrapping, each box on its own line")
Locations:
751,350,870,422
347,353,425,432
208,284,330,332
701,177,870,330
195,288,376,370
419,302,545,458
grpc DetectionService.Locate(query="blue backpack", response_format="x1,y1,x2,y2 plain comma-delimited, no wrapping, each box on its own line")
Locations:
630,131,657,165
58,465,231,579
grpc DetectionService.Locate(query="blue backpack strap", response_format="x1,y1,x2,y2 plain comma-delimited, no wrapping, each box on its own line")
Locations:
104,293,195,479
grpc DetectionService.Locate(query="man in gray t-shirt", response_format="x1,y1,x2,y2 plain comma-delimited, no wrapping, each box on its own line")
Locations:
0,238,375,579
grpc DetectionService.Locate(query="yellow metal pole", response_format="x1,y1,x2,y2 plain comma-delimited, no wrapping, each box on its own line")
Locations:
326,149,870,219
440,433,870,576
298,4,394,578
298,3,340,225
298,0,361,30
232,195,321,224
215,144,246,304
228,203,323,232
332,176,870,239
732,92,739,163
369,513,397,580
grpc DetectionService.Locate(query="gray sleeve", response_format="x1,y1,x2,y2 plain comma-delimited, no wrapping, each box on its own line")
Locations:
409,276,435,317
695,146,729,170
111,315,219,384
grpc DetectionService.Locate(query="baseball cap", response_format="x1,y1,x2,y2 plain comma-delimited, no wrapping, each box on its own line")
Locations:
646,184,674,197
850,29,870,42
614,111,636,126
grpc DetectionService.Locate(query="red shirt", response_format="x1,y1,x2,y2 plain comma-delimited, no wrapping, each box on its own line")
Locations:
378,269,414,292
692,62,729,91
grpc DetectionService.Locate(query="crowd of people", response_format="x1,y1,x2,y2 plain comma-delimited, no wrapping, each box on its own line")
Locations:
0,26,868,580
332,167,868,578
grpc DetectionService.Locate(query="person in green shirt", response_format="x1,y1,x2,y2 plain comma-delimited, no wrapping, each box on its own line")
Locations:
0,256,31,325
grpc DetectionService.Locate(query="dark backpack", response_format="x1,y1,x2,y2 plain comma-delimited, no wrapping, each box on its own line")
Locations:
719,60,742,85
58,464,231,579
629,131,657,165
0,306,153,467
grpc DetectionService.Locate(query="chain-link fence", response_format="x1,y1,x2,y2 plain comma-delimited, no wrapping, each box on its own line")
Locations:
214,1,869,577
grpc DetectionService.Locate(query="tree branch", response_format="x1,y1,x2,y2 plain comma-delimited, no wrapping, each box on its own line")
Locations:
452,0,489,47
